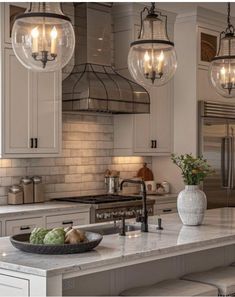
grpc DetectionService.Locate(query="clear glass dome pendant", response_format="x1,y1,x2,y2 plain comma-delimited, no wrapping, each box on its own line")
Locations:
209,2,235,98
128,2,177,87
11,3,75,72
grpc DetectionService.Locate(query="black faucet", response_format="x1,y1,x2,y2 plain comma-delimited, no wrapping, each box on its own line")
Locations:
120,179,148,232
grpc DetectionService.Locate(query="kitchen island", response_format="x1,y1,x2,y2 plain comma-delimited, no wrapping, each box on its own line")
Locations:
1,208,235,296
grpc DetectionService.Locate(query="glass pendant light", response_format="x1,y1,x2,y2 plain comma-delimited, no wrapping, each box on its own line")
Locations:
12,3,75,72
128,2,177,87
209,3,235,98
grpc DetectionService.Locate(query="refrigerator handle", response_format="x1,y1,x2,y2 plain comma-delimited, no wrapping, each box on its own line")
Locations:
229,136,234,189
221,137,230,189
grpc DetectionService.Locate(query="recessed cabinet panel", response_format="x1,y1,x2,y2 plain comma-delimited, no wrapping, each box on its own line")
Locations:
6,217,44,236
4,48,33,154
46,212,89,229
34,72,60,153
133,114,151,153
0,274,29,296
151,83,173,153
133,84,173,155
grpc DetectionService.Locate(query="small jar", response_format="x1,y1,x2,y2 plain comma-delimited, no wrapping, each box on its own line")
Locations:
8,185,23,205
32,176,44,203
21,177,34,204
162,181,170,194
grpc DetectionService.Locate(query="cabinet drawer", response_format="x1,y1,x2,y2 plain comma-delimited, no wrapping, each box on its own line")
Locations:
46,212,89,229
154,202,177,215
0,274,29,296
5,217,44,236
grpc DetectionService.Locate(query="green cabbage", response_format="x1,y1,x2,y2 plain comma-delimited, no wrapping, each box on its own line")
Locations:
29,228,49,244
43,228,65,245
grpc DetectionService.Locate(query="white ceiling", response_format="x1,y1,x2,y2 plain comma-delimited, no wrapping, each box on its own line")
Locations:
155,2,235,17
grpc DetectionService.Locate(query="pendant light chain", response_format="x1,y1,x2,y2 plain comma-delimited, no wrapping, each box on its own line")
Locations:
209,2,235,97
226,2,234,35
227,2,231,26
150,2,156,14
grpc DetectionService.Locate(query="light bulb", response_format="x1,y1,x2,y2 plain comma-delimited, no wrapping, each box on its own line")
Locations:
31,26,39,38
50,26,57,39
50,26,58,55
31,27,39,54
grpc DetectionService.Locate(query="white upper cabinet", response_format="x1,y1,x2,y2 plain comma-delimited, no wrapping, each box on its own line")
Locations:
4,48,33,154
0,3,61,158
32,71,60,154
112,3,175,156
133,83,173,155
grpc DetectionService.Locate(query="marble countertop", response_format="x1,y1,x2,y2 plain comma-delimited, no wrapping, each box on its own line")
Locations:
0,201,90,217
0,208,235,277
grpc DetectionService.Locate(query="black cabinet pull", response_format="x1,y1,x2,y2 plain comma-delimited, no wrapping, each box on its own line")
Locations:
20,226,30,230
151,140,154,148
154,140,157,148
34,138,38,148
62,221,73,225
30,138,34,148
163,209,172,213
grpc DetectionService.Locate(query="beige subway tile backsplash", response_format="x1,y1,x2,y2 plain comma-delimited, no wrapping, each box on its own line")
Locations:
0,113,151,203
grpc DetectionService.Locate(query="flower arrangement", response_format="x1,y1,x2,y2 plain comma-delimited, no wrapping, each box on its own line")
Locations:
171,153,214,185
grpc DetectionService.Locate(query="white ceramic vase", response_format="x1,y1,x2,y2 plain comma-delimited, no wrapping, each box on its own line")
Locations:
177,185,207,226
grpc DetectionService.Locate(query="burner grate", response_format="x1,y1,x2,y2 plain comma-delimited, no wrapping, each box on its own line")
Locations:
54,194,142,204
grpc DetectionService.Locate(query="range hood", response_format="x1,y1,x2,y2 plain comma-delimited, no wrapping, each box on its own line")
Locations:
62,3,150,114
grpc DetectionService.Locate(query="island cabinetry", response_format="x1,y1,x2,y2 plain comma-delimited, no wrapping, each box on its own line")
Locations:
5,217,44,236
0,273,29,296
46,212,89,229
0,206,90,237
148,195,177,215
0,3,61,158
112,4,175,156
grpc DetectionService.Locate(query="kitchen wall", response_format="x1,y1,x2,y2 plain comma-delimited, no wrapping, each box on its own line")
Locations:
0,113,151,205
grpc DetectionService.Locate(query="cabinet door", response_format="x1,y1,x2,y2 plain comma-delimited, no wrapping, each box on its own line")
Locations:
133,83,173,155
0,274,29,296
33,71,61,154
150,82,173,153
5,217,44,236
4,48,34,154
133,113,151,153
46,212,89,229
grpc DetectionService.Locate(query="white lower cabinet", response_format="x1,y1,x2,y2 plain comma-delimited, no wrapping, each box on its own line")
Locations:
0,274,29,296
154,202,177,215
1,209,90,237
5,217,44,236
148,196,177,216
46,212,89,229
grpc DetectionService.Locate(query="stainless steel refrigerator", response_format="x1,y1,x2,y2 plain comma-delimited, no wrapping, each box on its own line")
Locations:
199,100,235,208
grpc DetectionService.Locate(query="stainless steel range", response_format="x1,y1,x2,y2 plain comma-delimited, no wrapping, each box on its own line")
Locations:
55,194,154,223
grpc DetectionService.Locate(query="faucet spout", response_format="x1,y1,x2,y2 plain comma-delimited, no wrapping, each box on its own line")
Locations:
120,178,148,232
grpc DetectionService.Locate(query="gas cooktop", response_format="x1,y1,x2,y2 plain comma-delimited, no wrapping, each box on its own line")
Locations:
54,194,142,204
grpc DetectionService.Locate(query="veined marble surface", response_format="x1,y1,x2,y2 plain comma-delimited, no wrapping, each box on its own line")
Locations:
0,201,90,217
0,208,235,277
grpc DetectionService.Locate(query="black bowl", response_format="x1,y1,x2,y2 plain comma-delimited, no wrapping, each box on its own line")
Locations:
10,232,103,254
